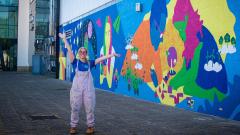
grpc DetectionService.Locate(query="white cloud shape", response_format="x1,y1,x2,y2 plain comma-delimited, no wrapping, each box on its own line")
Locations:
135,62,143,70
125,44,133,50
131,53,138,60
204,60,222,72
219,44,236,54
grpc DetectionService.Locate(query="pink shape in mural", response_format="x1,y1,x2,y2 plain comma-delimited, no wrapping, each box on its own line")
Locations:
96,18,102,27
173,0,203,67
88,21,93,38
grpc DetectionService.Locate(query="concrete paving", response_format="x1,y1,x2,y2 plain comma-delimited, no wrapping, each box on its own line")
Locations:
0,72,240,135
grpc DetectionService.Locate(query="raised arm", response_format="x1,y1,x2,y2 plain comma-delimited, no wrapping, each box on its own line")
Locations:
59,33,75,63
95,53,120,65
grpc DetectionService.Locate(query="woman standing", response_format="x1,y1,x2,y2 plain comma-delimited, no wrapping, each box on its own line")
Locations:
59,33,120,134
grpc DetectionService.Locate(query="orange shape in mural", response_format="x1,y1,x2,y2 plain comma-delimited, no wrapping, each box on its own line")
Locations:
121,20,162,85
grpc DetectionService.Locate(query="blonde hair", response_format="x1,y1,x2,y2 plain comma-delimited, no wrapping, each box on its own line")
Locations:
78,47,88,54
76,47,88,60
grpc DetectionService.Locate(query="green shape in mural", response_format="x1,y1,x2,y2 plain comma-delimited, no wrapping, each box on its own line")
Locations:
84,33,88,50
219,36,224,45
130,46,139,53
231,37,236,45
124,67,142,95
224,33,231,45
113,16,121,33
170,43,226,101
174,16,188,42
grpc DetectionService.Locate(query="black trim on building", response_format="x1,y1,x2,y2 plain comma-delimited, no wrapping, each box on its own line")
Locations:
55,0,60,79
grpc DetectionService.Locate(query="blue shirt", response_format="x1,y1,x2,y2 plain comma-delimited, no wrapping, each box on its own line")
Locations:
72,59,96,71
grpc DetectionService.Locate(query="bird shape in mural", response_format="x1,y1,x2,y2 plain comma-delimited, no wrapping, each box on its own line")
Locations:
149,0,169,86
150,0,169,51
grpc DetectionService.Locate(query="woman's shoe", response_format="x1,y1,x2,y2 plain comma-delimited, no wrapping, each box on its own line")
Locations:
86,127,94,134
69,127,77,134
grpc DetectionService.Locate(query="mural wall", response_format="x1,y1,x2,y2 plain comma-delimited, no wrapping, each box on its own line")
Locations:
59,0,240,121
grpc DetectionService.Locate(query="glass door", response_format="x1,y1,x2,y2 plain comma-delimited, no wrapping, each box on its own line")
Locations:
0,39,17,71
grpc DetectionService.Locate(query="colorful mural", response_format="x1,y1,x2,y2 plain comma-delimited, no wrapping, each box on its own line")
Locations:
99,16,116,88
59,0,240,121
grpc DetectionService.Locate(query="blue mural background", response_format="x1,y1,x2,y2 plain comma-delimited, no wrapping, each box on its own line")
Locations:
59,0,240,121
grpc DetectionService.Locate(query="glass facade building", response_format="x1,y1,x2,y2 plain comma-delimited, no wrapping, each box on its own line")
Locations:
0,0,58,72
34,0,58,73
35,0,50,39
0,0,18,71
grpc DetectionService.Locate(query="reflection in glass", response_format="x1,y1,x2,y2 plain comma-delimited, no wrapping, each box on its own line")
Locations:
0,0,18,71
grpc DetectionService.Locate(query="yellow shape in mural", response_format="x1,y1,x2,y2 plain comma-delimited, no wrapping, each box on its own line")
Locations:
192,0,236,61
59,56,66,80
168,0,235,44
166,0,176,20
143,12,151,21
100,48,115,88
100,16,115,88
137,9,188,106
148,80,189,106
159,19,184,76
145,19,187,106
169,0,236,61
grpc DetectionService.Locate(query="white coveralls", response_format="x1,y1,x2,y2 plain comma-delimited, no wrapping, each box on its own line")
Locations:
70,61,96,128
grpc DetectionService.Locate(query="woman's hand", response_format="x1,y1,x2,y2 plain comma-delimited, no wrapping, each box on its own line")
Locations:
58,32,74,63
59,33,66,39
112,52,121,57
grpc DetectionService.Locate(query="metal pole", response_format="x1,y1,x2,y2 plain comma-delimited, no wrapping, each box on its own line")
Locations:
55,0,60,79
